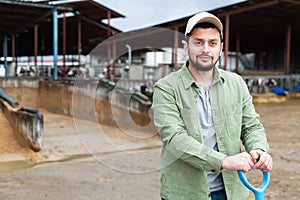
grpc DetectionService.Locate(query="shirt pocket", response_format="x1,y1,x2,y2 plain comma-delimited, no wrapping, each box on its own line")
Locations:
224,103,243,140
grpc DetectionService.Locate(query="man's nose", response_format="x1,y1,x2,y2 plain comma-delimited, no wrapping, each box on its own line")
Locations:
202,42,209,52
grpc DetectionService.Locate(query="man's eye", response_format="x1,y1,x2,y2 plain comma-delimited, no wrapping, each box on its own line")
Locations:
210,41,218,46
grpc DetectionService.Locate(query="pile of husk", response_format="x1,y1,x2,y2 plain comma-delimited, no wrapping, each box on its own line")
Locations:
252,91,300,104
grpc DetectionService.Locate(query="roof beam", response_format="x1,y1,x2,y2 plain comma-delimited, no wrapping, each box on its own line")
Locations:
79,15,119,35
281,0,300,5
0,0,72,11
13,10,53,36
218,0,280,17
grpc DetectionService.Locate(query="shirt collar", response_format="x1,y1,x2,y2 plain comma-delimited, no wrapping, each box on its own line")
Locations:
181,61,196,89
212,65,225,86
180,61,225,90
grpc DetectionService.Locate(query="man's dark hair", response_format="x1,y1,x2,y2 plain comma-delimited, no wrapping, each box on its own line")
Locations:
186,22,223,42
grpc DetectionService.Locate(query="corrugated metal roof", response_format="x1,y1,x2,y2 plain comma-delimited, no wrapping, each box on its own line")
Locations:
0,0,69,38
0,0,124,56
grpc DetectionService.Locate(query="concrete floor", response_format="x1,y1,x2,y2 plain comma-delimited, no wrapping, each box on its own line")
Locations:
1,99,300,200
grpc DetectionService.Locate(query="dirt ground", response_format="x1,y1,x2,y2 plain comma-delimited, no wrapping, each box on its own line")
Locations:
0,95,299,199
250,98,300,200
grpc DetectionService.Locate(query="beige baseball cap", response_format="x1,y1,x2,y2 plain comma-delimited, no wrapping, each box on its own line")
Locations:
185,12,223,37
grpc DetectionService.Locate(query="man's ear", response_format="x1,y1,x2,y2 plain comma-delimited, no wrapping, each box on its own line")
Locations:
182,40,188,55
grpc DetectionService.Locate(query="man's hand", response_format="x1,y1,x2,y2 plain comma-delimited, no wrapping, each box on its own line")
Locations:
221,152,255,172
250,149,273,172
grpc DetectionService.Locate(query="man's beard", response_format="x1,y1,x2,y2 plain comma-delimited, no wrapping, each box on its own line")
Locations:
189,54,217,72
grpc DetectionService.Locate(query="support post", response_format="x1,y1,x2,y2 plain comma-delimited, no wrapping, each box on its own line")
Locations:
53,7,58,80
107,11,111,37
224,14,230,71
63,12,66,78
173,27,179,71
34,25,38,75
106,11,111,79
77,16,82,70
3,36,8,76
284,24,291,75
112,42,117,78
12,35,16,76
235,34,240,73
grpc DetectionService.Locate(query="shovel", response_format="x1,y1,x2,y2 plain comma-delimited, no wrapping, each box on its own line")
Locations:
238,170,270,200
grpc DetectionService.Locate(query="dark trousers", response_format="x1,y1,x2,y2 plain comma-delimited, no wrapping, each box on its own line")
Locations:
211,189,227,200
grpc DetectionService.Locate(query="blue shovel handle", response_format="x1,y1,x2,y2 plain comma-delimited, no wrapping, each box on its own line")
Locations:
238,170,270,200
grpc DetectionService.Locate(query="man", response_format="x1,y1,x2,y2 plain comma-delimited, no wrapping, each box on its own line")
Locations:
151,12,273,200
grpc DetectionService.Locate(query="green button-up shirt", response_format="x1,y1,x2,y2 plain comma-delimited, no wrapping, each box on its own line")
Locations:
151,63,269,200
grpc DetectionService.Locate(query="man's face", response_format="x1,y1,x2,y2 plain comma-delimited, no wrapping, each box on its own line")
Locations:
184,27,223,71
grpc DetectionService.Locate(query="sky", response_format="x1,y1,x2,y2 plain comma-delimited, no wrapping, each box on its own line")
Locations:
96,0,245,32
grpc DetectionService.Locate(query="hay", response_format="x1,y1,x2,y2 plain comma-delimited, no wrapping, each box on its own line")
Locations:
252,91,300,104
252,92,287,104
290,91,300,99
